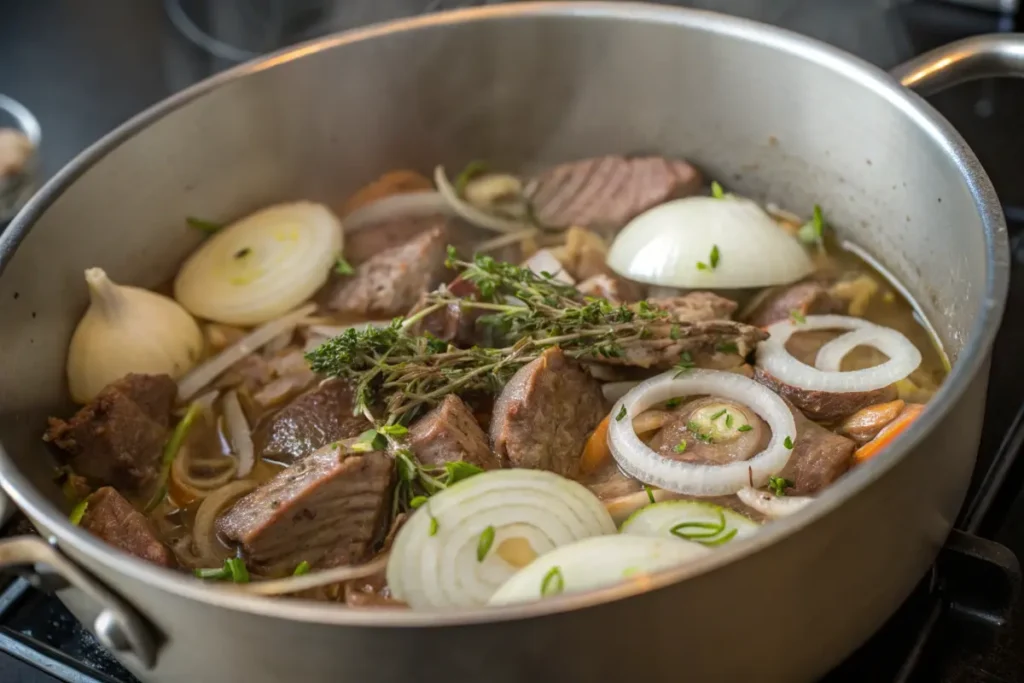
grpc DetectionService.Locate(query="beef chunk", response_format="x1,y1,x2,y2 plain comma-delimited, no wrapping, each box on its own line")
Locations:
526,156,703,230
779,407,856,494
216,444,393,575
489,348,605,477
838,400,906,445
754,366,898,423
255,379,370,465
408,395,499,470
649,292,738,323
405,276,484,346
326,225,448,318
45,374,177,492
79,487,175,567
746,281,844,328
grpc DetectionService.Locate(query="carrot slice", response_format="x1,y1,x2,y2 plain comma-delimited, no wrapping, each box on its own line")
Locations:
580,415,612,475
854,403,925,463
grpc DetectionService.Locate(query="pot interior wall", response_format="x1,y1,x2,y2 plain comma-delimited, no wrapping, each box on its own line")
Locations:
0,8,991,506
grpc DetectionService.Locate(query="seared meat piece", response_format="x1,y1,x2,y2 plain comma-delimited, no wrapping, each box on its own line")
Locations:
838,400,906,445
408,395,499,470
649,292,738,323
345,513,407,608
526,155,703,230
79,487,175,567
490,348,606,477
596,320,767,370
255,379,369,465
779,406,856,494
44,374,177,492
746,281,844,327
754,366,898,423
216,444,393,575
648,397,770,465
406,276,484,347
326,226,448,318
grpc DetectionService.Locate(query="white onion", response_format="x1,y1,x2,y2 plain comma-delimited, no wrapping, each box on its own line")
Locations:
174,202,341,325
756,315,922,393
607,196,814,289
607,370,797,495
177,303,316,402
522,249,574,284
620,499,760,544
434,165,532,234
601,381,640,404
342,191,453,231
237,553,391,596
489,535,709,605
737,486,814,519
387,469,615,609
192,479,258,563
221,390,254,478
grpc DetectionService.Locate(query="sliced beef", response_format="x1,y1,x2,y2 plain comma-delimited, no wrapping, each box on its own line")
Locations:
325,225,448,318
779,406,856,494
746,281,845,327
754,366,898,423
838,400,906,445
216,444,393,575
649,292,738,323
596,319,767,370
408,395,499,470
79,487,175,567
526,156,703,230
44,374,177,492
648,397,770,465
254,379,370,465
489,347,606,477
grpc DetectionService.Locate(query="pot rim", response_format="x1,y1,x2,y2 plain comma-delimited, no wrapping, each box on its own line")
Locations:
0,1,1009,627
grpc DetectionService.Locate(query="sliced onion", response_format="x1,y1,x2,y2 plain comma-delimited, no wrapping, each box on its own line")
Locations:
387,469,615,609
237,553,391,596
489,535,709,605
342,190,452,232
174,202,341,326
222,390,254,478
607,196,814,289
522,249,574,284
620,499,760,544
602,381,640,404
756,315,922,393
607,370,797,495
737,486,814,519
434,165,532,234
192,479,258,564
177,303,315,402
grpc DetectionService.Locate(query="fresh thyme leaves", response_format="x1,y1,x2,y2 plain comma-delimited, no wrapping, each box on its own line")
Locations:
445,460,484,485
737,424,753,432
409,495,428,509
798,204,826,247
767,475,793,497
334,256,355,276
351,428,388,453
710,181,725,199
783,436,795,449
674,441,688,453
673,351,695,377
477,526,496,562
669,510,737,546
541,566,565,596
790,309,807,324
615,405,628,421
293,561,311,576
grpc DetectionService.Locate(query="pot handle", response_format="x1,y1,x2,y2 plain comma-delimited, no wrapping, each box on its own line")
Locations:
891,34,1024,94
0,534,159,668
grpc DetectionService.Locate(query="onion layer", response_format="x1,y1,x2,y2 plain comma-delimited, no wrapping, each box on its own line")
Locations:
222,390,254,478
756,315,922,393
341,191,453,232
489,535,709,605
607,370,797,495
387,469,615,609
434,166,532,234
620,499,760,545
174,202,341,325
737,486,814,519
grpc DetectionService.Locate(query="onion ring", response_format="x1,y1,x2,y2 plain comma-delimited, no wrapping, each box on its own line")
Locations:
756,315,921,393
737,486,814,519
607,370,797,496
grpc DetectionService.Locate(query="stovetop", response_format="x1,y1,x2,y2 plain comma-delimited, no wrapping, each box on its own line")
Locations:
2,1,1024,681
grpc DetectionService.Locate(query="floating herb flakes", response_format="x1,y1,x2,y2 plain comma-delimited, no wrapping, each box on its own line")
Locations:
616,405,628,421
669,509,737,546
477,526,496,562
334,256,355,276
541,566,565,596
767,475,793,497
737,424,753,433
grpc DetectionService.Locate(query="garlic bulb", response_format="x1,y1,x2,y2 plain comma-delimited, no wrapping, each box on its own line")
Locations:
67,268,204,403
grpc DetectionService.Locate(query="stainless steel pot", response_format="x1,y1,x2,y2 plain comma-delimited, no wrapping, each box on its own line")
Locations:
0,4,1018,682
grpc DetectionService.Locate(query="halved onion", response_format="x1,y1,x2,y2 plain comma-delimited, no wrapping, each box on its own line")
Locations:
488,535,709,605
737,486,814,519
386,469,615,609
607,196,814,289
756,315,922,393
434,165,533,234
620,499,760,544
607,370,796,495
174,202,341,325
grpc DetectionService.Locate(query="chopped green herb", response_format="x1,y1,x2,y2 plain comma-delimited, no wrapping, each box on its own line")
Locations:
710,408,727,421
69,499,89,526
145,401,203,513
686,420,713,444
615,405,628,421
394,449,418,482
477,525,496,562
186,216,222,234
454,160,488,194
409,495,428,509
670,324,681,341
225,558,249,583
665,397,682,409
429,516,439,536
378,424,409,437
696,261,709,271
797,204,826,246
737,424,753,432
674,441,688,453
790,309,807,324
293,561,311,576
767,475,794,497
715,342,739,354
444,460,484,485
644,485,656,504
709,245,720,269
670,510,737,546
334,256,355,276
541,566,565,596
783,436,795,449
674,352,695,378
710,181,725,199
233,247,252,260
351,428,388,453
194,566,231,580
725,413,734,428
